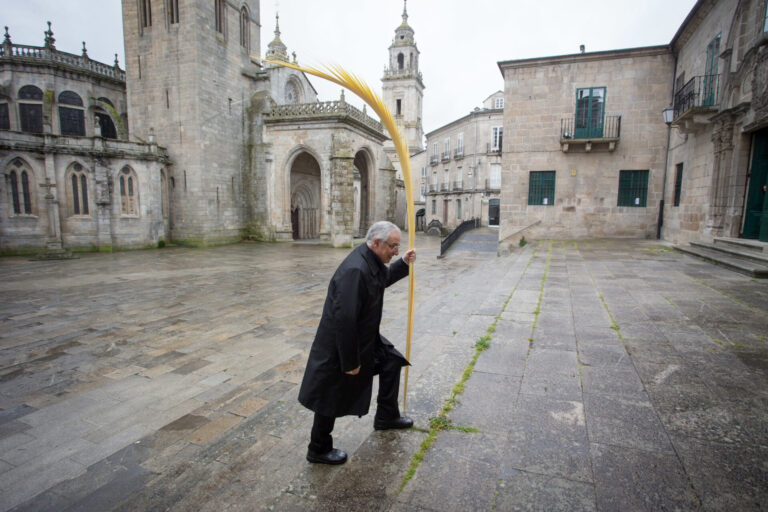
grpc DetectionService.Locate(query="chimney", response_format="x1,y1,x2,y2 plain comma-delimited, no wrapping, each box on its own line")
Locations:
579,44,585,54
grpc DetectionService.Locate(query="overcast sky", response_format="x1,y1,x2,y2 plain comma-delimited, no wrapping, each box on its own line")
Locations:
6,0,697,135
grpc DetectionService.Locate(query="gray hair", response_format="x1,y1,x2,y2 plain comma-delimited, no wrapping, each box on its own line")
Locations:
365,221,400,245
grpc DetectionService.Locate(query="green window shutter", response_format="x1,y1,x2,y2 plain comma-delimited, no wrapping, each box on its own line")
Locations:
618,170,649,207
528,171,556,206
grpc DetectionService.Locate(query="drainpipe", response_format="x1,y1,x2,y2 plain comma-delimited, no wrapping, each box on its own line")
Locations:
657,53,678,240
472,111,478,219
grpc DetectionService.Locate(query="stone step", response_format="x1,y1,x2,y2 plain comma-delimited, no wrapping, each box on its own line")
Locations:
713,237,768,254
675,243,768,278
691,240,768,265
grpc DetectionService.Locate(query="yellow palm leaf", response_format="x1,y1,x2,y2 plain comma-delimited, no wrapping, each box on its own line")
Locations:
266,59,416,411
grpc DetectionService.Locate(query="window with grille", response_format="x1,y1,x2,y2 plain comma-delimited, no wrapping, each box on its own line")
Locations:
673,164,683,207
68,163,89,215
617,170,649,207
18,85,43,134
240,6,250,50
167,0,179,24
119,166,139,215
528,171,556,206
8,159,33,215
215,0,226,35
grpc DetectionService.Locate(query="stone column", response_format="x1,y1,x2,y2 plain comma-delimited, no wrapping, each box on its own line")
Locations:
329,133,355,247
94,159,113,250
41,148,62,249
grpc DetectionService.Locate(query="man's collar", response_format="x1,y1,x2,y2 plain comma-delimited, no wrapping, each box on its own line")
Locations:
361,243,386,275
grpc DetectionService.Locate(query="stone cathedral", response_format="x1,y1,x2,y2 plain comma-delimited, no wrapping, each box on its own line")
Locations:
0,0,423,252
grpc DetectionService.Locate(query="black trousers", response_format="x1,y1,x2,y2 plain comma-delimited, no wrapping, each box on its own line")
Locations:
309,366,402,453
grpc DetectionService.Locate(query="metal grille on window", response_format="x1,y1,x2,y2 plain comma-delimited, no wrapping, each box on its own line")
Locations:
528,171,556,205
617,170,649,207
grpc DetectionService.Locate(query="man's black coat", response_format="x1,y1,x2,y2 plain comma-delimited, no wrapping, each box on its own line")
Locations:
298,243,410,418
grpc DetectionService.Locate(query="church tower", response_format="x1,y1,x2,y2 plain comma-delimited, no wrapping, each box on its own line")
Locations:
381,0,424,155
121,0,262,245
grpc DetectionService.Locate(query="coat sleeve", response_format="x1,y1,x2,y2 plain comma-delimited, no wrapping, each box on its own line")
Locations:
331,267,365,373
385,257,410,287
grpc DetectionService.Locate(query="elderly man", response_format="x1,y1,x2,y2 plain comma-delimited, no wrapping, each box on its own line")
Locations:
298,221,416,465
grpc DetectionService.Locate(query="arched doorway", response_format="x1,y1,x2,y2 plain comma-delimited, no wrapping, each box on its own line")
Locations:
354,150,371,237
290,152,321,239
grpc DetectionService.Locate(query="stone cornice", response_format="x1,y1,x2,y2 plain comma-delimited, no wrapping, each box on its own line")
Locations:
498,45,671,73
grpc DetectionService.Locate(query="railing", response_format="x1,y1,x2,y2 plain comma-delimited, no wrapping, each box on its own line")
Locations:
560,115,621,140
428,184,437,193
454,148,464,158
441,151,450,162
429,154,439,165
0,42,125,81
486,142,502,154
485,179,501,191
267,100,384,134
452,181,463,191
673,74,720,119
440,217,480,256
440,182,449,191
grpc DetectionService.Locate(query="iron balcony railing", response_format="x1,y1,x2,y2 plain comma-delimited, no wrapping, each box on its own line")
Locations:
440,182,449,191
430,154,439,165
485,179,501,191
673,74,720,119
452,181,463,191
428,184,437,193
440,217,481,256
486,142,502,154
441,151,451,162
454,148,464,158
560,115,621,140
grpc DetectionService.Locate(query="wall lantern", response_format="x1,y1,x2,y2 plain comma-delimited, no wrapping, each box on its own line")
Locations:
662,107,675,125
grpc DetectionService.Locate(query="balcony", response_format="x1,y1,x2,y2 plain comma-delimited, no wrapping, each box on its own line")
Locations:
454,148,464,159
429,154,439,165
428,184,437,193
485,179,501,191
671,74,720,133
440,182,449,192
441,151,451,162
560,115,621,152
452,181,463,191
486,142,502,155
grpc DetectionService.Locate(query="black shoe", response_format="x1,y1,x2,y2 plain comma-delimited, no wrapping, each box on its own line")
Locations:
306,448,348,465
374,416,414,430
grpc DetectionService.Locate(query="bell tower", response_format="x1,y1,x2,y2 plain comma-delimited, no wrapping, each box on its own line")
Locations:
381,0,424,155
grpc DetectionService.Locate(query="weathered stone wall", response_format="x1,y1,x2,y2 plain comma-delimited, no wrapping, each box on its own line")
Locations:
499,47,674,241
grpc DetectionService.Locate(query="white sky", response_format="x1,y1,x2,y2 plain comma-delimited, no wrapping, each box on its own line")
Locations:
5,0,697,135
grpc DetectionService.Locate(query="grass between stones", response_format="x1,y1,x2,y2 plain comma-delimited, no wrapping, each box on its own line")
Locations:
397,241,540,494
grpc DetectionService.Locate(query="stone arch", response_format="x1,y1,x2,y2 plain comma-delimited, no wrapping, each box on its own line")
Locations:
289,151,321,239
354,147,375,236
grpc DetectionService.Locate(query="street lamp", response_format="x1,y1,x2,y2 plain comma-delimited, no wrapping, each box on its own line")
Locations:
662,107,675,125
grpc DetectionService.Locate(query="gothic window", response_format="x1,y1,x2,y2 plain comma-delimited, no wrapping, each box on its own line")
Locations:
215,0,226,35
167,0,179,24
285,81,299,104
140,0,152,28
67,162,89,215
0,102,9,130
7,159,34,215
58,91,85,136
397,53,404,71
18,85,43,134
119,166,139,215
239,6,250,50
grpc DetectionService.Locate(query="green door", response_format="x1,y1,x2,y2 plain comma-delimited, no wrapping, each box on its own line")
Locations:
703,34,720,107
743,130,768,241
574,87,605,138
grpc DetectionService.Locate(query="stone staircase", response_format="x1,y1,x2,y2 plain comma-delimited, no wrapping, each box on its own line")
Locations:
674,237,768,278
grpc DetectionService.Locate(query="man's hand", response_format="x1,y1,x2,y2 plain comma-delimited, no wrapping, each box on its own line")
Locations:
345,366,361,375
402,249,416,264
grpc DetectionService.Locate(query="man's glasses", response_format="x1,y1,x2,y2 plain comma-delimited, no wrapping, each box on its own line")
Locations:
385,241,400,251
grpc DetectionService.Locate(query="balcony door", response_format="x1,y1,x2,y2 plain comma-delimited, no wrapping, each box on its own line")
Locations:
703,34,720,107
574,87,605,139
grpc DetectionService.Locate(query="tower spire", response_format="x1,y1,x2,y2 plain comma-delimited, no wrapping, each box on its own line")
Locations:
402,0,408,24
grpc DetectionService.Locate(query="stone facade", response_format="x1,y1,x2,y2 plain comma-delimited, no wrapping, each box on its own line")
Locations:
498,47,674,241
423,92,504,230
662,0,768,244
0,25,170,252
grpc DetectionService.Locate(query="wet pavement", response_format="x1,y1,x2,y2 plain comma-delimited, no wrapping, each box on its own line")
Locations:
0,236,766,511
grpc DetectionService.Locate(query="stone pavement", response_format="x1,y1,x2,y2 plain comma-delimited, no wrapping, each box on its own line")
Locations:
0,236,766,511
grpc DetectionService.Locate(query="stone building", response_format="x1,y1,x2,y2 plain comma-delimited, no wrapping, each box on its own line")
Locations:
423,91,504,230
496,0,768,245
1,0,411,252
662,0,768,244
